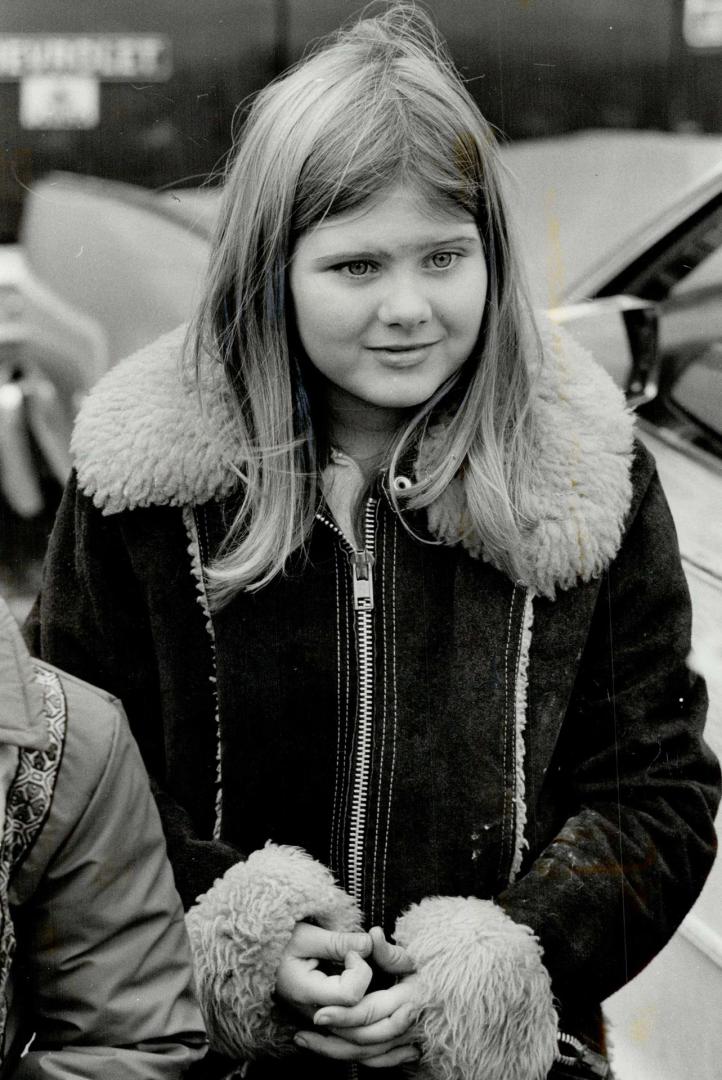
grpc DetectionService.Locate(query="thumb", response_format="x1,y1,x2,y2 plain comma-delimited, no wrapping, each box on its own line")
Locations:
370,925,416,975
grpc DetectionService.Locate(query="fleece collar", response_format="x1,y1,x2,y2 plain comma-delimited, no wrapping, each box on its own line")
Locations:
72,319,634,598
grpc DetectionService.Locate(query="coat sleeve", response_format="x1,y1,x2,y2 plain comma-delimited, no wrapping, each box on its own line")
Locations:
497,453,720,1003
9,682,208,1080
390,449,720,1080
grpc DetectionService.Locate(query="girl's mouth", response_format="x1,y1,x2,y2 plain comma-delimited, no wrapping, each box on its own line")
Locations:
367,341,439,365
369,342,438,352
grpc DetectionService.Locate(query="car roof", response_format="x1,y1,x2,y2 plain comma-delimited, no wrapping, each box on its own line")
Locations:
501,130,722,303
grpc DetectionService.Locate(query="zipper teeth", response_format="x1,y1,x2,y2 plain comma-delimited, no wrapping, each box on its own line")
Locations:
315,509,352,551
347,498,376,904
316,500,377,906
348,603,373,900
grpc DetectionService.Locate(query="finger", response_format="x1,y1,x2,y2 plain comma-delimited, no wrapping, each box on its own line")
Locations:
327,1004,416,1045
305,950,374,1007
369,926,416,975
292,923,372,961
314,983,410,1028
294,1030,413,1062
319,929,374,961
362,1044,422,1069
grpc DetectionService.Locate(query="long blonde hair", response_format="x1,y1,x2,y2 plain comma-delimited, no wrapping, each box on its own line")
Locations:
191,3,540,607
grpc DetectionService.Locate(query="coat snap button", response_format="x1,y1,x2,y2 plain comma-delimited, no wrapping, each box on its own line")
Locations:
393,475,412,492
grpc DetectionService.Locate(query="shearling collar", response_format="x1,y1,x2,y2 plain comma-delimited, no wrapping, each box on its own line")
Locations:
72,318,634,598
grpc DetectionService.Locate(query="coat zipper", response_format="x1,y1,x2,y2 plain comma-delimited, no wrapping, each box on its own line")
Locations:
316,498,377,906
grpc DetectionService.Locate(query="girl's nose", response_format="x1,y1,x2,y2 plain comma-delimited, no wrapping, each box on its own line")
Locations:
377,276,432,328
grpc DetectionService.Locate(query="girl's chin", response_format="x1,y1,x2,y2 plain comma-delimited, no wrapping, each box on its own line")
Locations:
348,377,448,412
349,392,436,415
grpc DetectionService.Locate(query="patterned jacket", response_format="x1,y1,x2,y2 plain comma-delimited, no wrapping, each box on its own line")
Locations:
0,600,206,1078
26,320,720,1080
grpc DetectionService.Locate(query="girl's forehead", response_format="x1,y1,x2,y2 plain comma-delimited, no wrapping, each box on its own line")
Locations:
297,183,477,251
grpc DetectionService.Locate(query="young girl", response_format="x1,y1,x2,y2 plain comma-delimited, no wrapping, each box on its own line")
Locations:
26,6,719,1079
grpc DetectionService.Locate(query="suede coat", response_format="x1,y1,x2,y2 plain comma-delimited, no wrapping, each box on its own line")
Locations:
26,321,720,1080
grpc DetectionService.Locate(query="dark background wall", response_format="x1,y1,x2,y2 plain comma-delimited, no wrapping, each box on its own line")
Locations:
0,0,719,240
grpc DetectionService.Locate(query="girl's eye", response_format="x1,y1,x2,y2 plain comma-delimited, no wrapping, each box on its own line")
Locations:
429,251,457,270
341,260,375,277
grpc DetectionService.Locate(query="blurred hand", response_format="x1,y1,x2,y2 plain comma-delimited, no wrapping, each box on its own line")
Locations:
294,926,421,1068
275,922,373,1021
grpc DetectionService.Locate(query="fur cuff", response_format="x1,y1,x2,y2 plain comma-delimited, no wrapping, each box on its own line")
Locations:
394,896,558,1080
185,843,361,1060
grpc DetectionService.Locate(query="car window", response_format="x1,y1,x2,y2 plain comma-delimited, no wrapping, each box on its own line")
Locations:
672,240,722,294
655,223,722,450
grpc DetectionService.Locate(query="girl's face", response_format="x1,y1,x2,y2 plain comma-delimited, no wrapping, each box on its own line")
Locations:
290,184,487,428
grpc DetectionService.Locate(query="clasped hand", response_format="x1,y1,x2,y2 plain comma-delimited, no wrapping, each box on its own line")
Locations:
276,923,420,1068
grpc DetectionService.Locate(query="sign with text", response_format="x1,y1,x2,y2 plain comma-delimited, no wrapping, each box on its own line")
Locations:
0,34,172,81
684,0,722,48
19,75,100,129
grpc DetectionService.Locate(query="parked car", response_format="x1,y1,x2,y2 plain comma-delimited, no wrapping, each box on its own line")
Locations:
1,129,721,1077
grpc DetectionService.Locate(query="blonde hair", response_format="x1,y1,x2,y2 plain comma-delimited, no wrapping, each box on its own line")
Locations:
191,3,540,606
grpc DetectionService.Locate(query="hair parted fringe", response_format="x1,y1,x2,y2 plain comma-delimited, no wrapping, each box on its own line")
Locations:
189,2,542,607
394,895,558,1080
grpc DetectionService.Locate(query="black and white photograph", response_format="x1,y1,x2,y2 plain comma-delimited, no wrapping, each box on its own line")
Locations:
0,2,720,1078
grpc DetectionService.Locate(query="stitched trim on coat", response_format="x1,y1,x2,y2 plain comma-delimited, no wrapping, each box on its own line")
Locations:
510,589,534,883
330,544,354,892
498,586,532,886
0,666,66,1045
369,507,400,929
330,546,344,881
501,603,511,872
183,506,223,840
338,552,354,895
383,518,400,920
371,511,388,927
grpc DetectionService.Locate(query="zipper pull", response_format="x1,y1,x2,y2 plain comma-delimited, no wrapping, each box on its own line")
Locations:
350,551,374,611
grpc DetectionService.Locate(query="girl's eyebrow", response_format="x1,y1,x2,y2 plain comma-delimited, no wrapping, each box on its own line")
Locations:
312,235,481,263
